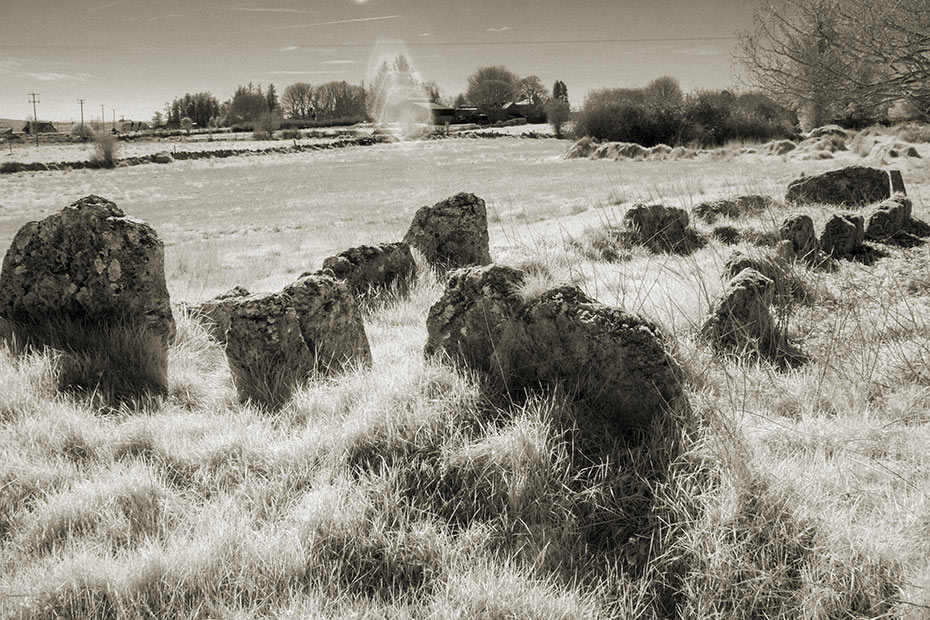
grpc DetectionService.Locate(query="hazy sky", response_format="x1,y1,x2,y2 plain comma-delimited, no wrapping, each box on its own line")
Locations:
1,0,755,123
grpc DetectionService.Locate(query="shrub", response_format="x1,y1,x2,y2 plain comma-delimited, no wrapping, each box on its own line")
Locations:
252,112,281,140
546,99,571,138
92,134,118,168
71,124,95,142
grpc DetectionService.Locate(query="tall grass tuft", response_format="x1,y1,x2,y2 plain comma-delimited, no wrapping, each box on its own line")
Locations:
92,133,119,168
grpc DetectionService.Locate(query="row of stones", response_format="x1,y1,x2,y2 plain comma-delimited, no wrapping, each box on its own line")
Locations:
0,135,394,175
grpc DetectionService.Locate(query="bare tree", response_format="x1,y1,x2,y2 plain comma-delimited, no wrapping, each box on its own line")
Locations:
518,75,549,104
282,82,314,119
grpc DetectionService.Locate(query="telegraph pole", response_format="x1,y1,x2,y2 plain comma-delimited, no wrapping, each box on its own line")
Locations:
100,104,105,133
112,109,116,133
28,93,39,146
77,98,85,137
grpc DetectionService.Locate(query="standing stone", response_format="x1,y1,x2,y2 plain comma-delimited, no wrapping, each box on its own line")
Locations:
281,273,372,374
425,264,686,431
191,286,250,344
0,195,175,400
700,268,778,357
424,264,526,376
225,292,316,409
785,166,890,206
778,214,819,260
224,274,372,408
819,213,864,258
0,195,175,343
622,203,691,252
321,242,417,297
403,193,492,270
889,170,907,196
865,197,912,241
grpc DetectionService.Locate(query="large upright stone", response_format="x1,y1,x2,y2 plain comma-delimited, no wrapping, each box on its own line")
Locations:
785,166,891,206
403,193,492,270
425,264,685,431
282,273,372,374
225,274,372,408
0,195,175,343
321,242,417,297
700,268,778,357
622,203,691,253
778,214,819,260
865,197,912,241
191,286,250,344
819,213,864,258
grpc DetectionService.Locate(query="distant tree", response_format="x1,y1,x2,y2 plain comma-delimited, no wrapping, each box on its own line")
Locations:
453,93,468,108
316,81,367,119
227,85,268,125
518,75,549,104
367,54,428,123
423,80,443,104
180,117,193,135
466,65,519,114
546,99,571,138
282,82,314,119
151,111,164,127
266,83,279,114
553,80,569,102
167,92,220,128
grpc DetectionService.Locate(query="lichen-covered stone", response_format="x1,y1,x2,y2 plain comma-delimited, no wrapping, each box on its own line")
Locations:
0,195,175,344
778,214,819,260
322,242,417,296
700,268,778,356
425,264,685,431
403,193,492,270
622,203,692,252
819,213,864,258
865,197,912,241
785,166,890,206
191,286,250,344
281,273,372,374
693,195,772,223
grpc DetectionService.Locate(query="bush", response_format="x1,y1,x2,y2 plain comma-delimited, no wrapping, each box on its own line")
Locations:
546,99,571,138
92,134,118,168
71,124,95,142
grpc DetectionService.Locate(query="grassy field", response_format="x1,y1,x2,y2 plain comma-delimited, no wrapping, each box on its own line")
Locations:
1,133,929,618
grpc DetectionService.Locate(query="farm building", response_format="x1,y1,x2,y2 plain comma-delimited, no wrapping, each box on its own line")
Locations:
21,121,58,134
120,121,151,132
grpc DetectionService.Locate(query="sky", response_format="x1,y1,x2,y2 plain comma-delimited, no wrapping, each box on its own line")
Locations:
0,0,757,123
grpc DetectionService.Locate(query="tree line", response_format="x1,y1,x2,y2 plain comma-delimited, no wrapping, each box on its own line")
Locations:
156,57,571,129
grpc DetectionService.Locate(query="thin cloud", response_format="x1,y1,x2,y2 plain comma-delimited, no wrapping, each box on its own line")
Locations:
487,26,513,32
25,72,91,81
260,70,350,75
90,0,127,12
676,46,721,56
229,6,316,14
270,15,401,31
418,33,431,37
320,60,358,65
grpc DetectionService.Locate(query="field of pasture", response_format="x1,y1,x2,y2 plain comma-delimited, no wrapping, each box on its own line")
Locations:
1,133,930,618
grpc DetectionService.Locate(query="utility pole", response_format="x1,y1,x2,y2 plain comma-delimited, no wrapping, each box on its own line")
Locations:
100,104,105,133
28,93,39,146
112,109,116,133
77,99,85,137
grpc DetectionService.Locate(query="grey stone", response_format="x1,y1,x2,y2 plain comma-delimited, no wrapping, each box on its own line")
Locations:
403,192,492,271
778,214,819,260
0,195,175,344
785,166,890,206
322,242,417,297
700,268,778,357
622,203,691,252
191,286,250,344
425,264,685,431
865,197,912,241
819,213,864,258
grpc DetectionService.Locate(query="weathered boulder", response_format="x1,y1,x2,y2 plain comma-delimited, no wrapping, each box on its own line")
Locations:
151,152,173,164
225,274,371,407
761,139,797,156
321,242,417,296
700,268,778,357
0,195,175,344
819,213,864,258
403,193,492,271
865,197,912,241
281,273,372,374
622,203,692,252
225,292,316,408
191,286,250,344
425,264,685,431
807,125,848,139
563,136,598,159
778,214,819,260
694,195,772,223
785,166,890,206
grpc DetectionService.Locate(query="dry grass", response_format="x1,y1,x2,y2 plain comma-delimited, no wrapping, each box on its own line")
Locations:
1,135,930,618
